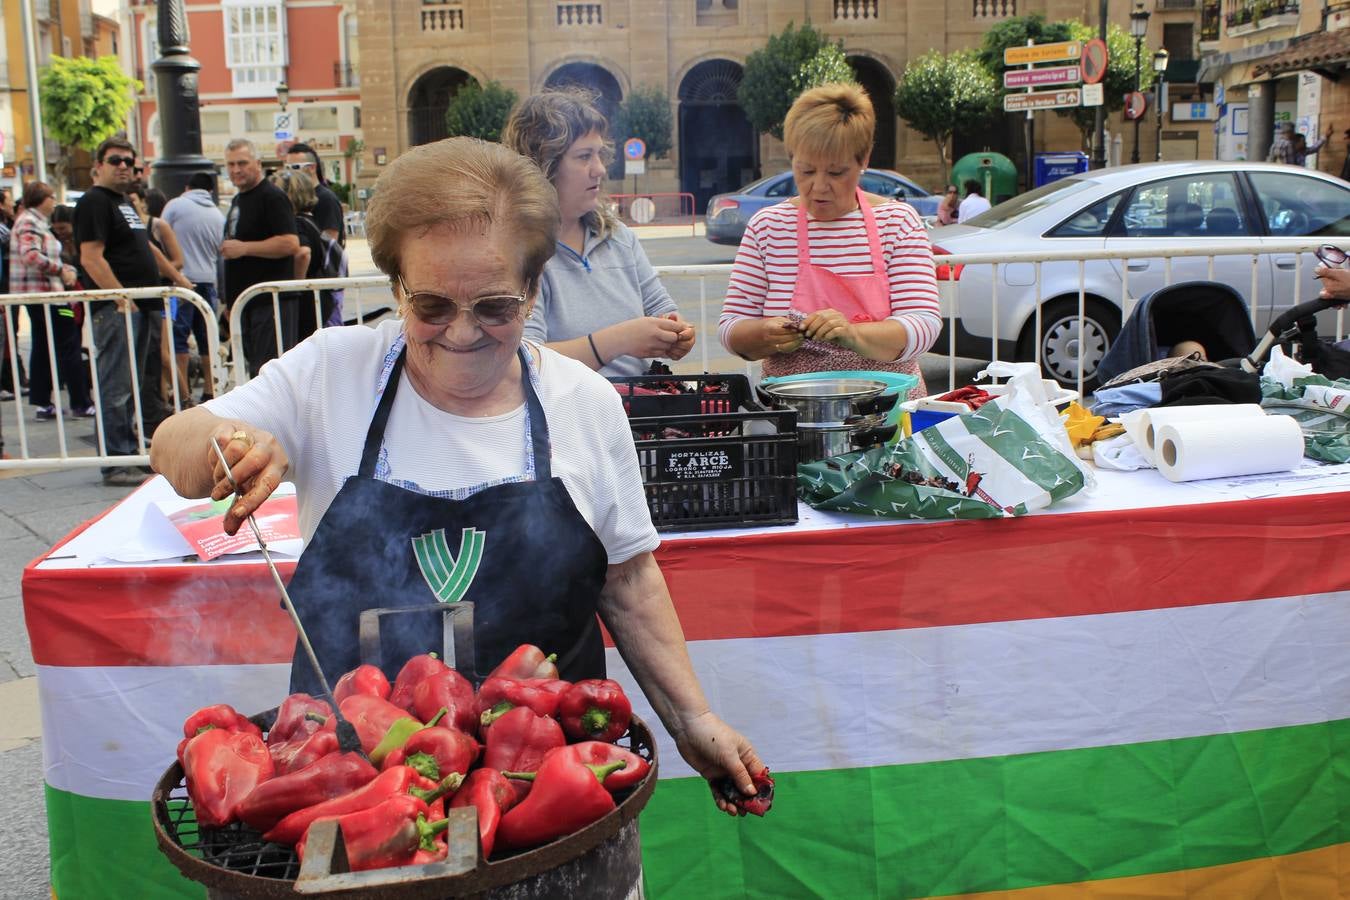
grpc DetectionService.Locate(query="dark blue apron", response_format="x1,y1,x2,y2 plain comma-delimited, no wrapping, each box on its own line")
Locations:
285,345,609,694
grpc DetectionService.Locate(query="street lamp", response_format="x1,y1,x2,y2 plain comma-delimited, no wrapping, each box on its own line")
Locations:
1153,48,1170,162
275,81,290,112
1130,0,1150,164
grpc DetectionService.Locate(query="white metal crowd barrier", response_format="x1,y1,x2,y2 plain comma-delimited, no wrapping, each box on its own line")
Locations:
1,286,216,470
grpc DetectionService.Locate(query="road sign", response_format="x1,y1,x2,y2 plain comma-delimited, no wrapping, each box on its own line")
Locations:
1123,91,1148,120
274,112,294,141
1003,89,1082,112
623,138,646,160
625,158,646,176
1004,66,1082,89
1081,83,1105,107
1004,41,1081,66
1081,38,1109,85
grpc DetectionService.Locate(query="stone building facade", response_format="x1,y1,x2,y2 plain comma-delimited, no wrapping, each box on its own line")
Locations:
355,0,1205,205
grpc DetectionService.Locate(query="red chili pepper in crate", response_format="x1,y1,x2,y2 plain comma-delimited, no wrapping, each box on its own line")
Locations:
333,664,391,705
477,677,571,726
264,765,461,846
488,644,561,681
934,386,995,410
238,751,379,832
267,693,331,746
544,742,650,792
382,725,480,781
557,680,632,744
182,727,274,828
411,667,479,736
296,793,450,871
496,754,626,851
387,653,450,713
449,768,519,859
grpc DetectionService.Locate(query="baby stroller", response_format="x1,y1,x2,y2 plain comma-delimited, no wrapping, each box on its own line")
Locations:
1243,296,1350,379
1096,281,1257,386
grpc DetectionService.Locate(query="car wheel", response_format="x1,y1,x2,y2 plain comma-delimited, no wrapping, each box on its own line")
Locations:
1017,296,1120,390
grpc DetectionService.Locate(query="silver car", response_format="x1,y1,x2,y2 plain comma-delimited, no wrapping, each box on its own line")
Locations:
929,161,1350,385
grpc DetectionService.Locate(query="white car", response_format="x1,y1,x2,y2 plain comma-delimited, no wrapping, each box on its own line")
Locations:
929,161,1350,385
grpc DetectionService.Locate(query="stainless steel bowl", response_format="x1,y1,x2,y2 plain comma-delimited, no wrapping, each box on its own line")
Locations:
758,378,889,426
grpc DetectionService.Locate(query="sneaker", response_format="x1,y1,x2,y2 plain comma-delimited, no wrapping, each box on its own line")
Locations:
73,405,97,418
35,405,56,421
0,389,14,401
101,467,147,487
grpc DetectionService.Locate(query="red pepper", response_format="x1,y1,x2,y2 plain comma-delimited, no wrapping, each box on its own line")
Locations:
387,653,450,713
411,668,478,736
298,794,449,872
182,728,274,828
273,728,339,775
266,693,331,746
381,725,480,782
712,768,775,817
326,695,419,758
477,677,571,726
182,704,262,741
557,680,632,743
544,741,650,792
488,644,560,681
238,752,378,832
409,799,449,864
496,753,625,851
448,768,518,860
263,765,461,846
481,706,565,803
332,664,392,706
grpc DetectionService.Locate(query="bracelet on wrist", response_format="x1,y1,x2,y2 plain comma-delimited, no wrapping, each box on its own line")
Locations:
587,333,605,368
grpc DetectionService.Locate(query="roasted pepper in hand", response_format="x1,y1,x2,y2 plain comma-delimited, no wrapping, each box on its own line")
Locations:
557,680,632,743
267,693,331,746
488,644,560,681
382,724,480,781
387,653,450,713
448,768,518,859
712,768,775,817
545,741,650,792
238,751,378,832
411,668,478,736
182,727,274,828
297,794,449,872
497,753,625,851
477,677,571,726
333,664,392,705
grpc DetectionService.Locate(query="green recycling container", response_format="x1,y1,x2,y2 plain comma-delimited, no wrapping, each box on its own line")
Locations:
950,152,1018,205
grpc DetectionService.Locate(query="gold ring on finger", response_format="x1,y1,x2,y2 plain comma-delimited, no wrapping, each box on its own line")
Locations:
230,430,253,447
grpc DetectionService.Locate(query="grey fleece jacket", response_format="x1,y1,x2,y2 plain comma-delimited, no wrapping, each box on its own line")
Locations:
524,220,677,378
161,189,226,286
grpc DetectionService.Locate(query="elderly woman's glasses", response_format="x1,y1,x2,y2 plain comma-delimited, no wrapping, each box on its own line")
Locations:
1315,245,1348,267
397,275,527,327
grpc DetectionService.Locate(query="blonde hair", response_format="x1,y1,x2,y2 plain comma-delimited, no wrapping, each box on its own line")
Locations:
783,82,876,165
365,137,558,294
270,168,317,214
502,87,619,240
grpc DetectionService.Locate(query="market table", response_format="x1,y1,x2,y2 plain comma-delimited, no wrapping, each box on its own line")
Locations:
22,466,1350,899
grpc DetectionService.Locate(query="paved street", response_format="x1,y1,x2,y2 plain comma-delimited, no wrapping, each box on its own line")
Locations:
0,228,986,897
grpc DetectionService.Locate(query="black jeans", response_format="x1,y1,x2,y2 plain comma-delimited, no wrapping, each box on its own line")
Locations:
242,295,298,379
27,302,91,410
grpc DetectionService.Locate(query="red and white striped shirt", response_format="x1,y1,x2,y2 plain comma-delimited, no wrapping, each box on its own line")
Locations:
719,200,941,363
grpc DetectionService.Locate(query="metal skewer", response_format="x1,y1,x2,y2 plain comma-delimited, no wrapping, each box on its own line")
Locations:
211,438,364,756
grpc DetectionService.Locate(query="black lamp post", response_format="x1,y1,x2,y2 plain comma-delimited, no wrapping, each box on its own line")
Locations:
150,0,215,198
1130,1,1150,164
1092,0,1108,169
1153,48,1170,162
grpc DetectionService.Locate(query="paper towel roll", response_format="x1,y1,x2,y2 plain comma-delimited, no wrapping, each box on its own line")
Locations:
1155,415,1305,483
1139,404,1265,459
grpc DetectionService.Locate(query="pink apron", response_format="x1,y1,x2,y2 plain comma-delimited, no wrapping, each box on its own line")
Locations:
763,191,926,399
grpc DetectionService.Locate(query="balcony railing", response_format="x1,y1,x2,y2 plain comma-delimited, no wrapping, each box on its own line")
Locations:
696,0,738,26
333,61,358,88
1225,0,1299,33
973,0,1016,17
1201,2,1221,40
834,0,878,20
420,2,464,32
556,3,602,26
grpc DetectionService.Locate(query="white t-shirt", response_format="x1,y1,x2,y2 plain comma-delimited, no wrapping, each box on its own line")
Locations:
957,194,991,223
206,320,659,564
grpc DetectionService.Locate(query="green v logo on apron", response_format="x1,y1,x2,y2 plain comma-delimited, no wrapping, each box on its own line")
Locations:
411,527,486,603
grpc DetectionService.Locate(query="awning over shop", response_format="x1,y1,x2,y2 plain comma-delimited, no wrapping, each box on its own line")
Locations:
1196,38,1291,83
1253,28,1350,79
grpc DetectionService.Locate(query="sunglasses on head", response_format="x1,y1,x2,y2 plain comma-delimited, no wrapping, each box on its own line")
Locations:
103,155,136,168
1316,245,1348,267
396,275,527,328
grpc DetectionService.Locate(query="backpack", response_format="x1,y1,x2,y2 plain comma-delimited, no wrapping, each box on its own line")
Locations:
298,216,348,325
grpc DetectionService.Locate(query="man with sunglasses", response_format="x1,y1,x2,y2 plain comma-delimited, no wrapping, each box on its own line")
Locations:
285,143,344,246
73,137,163,486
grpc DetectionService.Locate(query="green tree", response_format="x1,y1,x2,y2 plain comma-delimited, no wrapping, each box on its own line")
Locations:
1059,21,1158,147
443,81,518,143
798,42,857,92
977,14,1074,86
612,85,673,159
738,21,840,140
38,55,140,189
894,50,999,180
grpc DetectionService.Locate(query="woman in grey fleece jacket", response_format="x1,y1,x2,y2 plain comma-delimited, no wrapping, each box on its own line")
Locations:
505,88,695,378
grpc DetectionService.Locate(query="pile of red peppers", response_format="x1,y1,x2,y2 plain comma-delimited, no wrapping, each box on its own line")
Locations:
174,644,661,873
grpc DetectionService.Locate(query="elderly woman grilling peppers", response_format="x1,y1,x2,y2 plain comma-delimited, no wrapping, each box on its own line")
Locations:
150,137,763,814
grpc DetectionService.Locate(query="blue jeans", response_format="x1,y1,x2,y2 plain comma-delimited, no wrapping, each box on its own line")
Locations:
173,283,218,355
93,305,157,472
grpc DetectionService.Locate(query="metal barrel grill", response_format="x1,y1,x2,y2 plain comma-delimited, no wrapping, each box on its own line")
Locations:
152,603,658,898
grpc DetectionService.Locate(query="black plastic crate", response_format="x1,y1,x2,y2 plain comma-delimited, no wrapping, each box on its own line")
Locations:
610,375,799,531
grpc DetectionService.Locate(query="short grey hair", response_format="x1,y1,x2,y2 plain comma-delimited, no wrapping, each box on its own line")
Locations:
226,138,258,157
